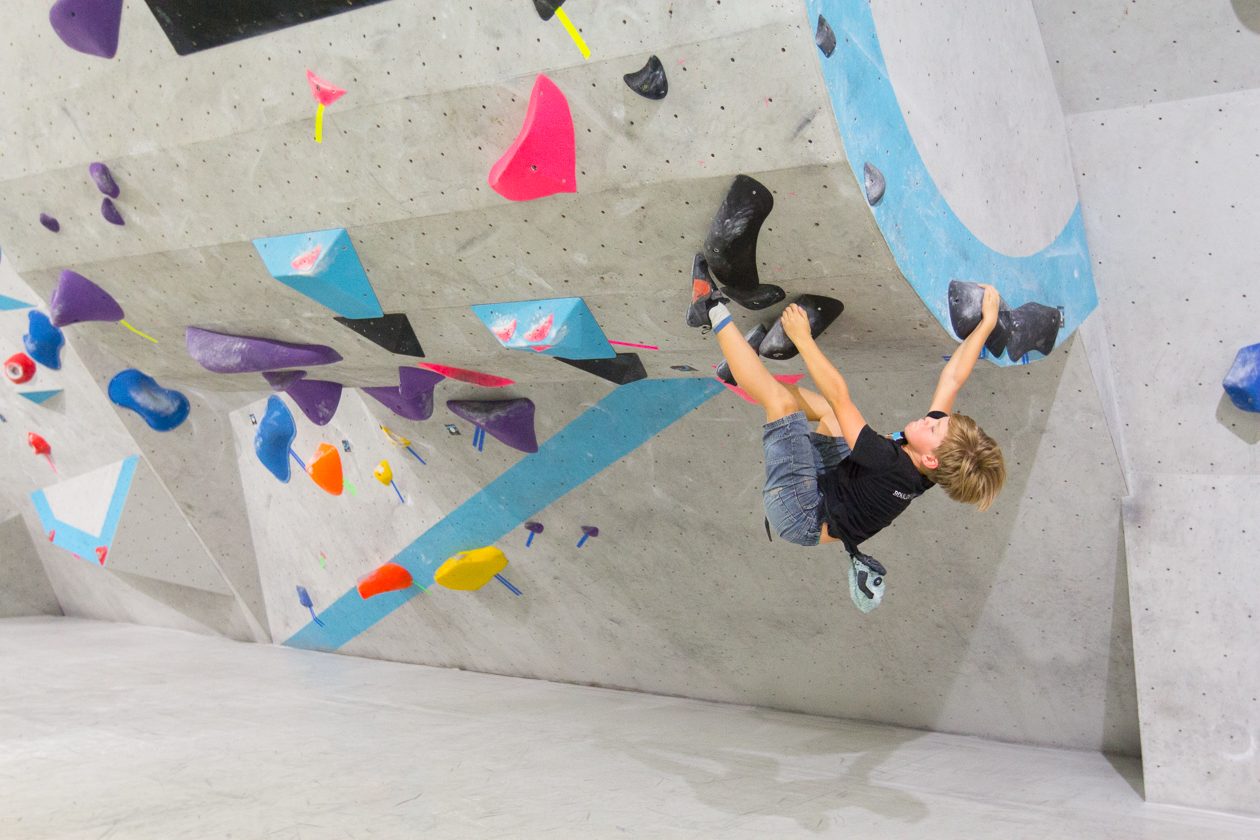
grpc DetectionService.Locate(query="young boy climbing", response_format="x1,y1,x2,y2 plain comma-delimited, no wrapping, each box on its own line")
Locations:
687,281,1006,553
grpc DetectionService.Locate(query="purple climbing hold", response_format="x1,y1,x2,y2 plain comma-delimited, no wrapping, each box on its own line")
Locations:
39,214,60,233
89,162,120,198
362,367,444,421
262,370,308,391
49,270,124,327
49,0,123,59
101,197,125,226
285,378,343,426
446,398,539,454
185,327,342,374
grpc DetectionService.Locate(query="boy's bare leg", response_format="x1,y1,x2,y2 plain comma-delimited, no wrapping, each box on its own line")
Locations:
784,384,842,436
714,326,799,423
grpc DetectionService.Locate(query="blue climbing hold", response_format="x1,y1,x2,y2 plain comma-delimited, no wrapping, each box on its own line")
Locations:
23,311,65,370
108,369,191,431
255,395,297,482
1223,343,1260,412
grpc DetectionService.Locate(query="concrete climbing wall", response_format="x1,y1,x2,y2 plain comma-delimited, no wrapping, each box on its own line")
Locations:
0,0,1145,766
1034,0,1260,815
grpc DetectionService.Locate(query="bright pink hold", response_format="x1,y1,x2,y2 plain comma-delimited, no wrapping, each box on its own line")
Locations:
488,74,577,202
415,363,514,388
306,70,347,106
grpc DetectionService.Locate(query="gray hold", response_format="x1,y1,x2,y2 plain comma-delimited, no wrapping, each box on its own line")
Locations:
863,162,885,205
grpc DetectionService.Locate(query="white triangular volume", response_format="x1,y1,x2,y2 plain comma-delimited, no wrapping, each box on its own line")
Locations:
41,460,127,537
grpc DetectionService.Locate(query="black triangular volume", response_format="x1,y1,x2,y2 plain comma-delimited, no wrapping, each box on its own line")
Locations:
555,353,647,385
334,313,424,357
533,0,564,21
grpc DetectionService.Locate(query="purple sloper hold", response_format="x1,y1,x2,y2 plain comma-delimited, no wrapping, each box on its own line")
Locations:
398,366,446,401
49,0,123,59
49,269,124,327
185,327,342,374
362,366,444,421
89,162,120,198
101,198,124,225
262,370,307,391
446,398,539,454
285,378,343,426
39,214,60,233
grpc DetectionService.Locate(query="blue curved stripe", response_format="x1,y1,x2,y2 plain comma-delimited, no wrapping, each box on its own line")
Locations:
285,377,725,651
808,0,1097,365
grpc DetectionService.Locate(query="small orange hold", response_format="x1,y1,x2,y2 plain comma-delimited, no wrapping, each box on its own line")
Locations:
306,442,343,495
357,562,413,599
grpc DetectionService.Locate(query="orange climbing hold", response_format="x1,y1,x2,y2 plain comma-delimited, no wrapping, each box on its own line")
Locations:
435,545,508,591
306,442,344,495
487,74,576,202
356,562,413,599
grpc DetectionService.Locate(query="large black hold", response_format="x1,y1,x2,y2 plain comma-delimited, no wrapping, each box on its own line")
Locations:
703,175,774,290
692,253,784,311
1005,302,1063,360
555,353,647,385
533,0,564,21
624,55,668,100
715,324,768,386
142,0,390,55
334,313,425,358
815,15,837,57
759,295,845,360
947,280,1010,357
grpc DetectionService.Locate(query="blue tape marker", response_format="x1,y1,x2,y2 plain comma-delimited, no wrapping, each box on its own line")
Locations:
495,574,522,596
285,378,724,651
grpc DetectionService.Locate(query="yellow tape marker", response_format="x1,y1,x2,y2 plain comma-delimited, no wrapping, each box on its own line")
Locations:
314,103,326,143
554,8,591,60
119,320,157,343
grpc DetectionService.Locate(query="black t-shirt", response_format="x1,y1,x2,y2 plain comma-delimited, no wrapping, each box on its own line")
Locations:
819,411,944,547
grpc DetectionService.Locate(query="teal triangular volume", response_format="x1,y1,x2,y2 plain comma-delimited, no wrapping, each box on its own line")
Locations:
470,296,615,360
0,294,33,310
19,389,62,404
253,228,384,319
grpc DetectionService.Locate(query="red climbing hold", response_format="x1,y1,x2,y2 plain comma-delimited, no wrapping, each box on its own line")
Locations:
5,352,36,384
95,546,108,566
306,70,346,106
488,74,576,202
357,562,414,599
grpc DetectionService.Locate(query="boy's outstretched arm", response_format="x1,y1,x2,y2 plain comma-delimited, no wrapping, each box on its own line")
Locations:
930,283,1001,415
781,305,867,445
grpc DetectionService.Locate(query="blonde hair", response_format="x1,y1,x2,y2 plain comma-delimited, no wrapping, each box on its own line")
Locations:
926,413,1005,512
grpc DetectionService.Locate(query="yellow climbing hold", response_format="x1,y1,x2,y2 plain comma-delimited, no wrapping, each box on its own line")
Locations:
435,545,508,591
373,460,393,485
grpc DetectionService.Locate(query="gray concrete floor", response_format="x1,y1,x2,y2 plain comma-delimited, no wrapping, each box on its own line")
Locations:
0,617,1255,840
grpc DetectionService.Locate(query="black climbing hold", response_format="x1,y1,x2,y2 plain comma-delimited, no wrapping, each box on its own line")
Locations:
555,353,647,385
624,55,668,100
533,0,564,21
702,174,774,290
141,0,392,55
693,252,783,311
715,323,767,386
722,283,786,311
863,163,885,205
759,294,845,360
334,313,425,357
1005,302,1063,360
815,15,836,57
947,280,1011,357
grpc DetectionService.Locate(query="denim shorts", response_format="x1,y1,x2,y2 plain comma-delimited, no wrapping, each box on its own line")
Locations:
762,412,851,546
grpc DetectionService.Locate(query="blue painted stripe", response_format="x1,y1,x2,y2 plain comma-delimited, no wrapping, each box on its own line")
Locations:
285,377,725,651
807,0,1097,365
0,294,33,311
30,456,138,561
18,390,63,405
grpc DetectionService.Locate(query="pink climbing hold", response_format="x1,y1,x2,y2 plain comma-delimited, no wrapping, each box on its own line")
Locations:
488,74,577,202
290,245,322,273
49,0,123,59
524,313,555,344
492,318,517,343
306,70,347,106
